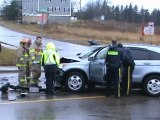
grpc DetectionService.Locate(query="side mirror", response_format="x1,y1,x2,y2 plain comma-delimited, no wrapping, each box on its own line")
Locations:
88,57,94,61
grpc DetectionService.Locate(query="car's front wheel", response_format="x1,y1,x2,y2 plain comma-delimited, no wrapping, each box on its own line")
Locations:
65,72,85,92
144,75,160,97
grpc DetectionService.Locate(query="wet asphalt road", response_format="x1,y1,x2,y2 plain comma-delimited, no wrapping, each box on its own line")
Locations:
0,87,160,120
0,73,160,120
0,26,89,57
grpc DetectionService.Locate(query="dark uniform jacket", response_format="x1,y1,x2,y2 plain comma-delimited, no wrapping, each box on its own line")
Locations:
122,47,135,69
105,46,122,68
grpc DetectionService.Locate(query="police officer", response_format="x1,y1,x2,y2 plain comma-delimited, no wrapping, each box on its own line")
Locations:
29,36,43,86
41,42,60,94
105,40,123,98
118,43,135,96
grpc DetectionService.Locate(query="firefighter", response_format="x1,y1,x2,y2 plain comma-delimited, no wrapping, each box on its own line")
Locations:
105,40,123,98
25,38,32,83
41,42,60,94
117,43,135,96
29,36,43,86
16,39,29,87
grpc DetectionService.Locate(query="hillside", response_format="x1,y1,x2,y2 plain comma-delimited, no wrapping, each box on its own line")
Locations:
0,20,160,46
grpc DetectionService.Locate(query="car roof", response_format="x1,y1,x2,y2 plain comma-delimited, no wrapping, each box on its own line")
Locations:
123,43,160,53
90,43,160,53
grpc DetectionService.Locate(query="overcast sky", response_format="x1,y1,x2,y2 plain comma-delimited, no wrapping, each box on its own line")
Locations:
0,0,9,6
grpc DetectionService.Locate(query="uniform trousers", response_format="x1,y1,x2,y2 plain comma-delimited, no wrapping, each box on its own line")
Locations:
44,64,57,94
106,67,121,97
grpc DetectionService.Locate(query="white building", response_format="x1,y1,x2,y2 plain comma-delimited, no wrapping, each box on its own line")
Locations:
22,0,71,24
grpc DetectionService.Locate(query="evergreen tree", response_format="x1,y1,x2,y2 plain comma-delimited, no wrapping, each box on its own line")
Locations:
119,5,124,21
123,5,129,22
1,1,20,20
114,5,120,21
128,3,134,22
143,9,150,22
94,0,102,20
133,5,140,23
151,9,160,25
101,0,110,20
77,0,160,26
82,2,95,20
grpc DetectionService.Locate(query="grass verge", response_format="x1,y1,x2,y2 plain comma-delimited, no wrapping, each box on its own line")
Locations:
0,47,16,66
1,20,160,45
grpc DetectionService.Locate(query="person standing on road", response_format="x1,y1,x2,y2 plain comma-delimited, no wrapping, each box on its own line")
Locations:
16,39,29,87
117,43,135,96
29,36,43,86
105,40,123,98
41,42,60,94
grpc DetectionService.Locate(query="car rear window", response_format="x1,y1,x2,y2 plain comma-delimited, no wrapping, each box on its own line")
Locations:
130,48,149,60
149,51,160,60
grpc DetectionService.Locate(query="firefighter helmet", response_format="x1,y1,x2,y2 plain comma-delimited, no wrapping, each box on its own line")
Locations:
26,38,32,46
20,38,28,43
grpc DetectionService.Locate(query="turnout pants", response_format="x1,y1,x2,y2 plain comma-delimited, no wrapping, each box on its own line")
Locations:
30,63,41,85
122,66,134,95
106,67,121,97
26,61,30,83
18,67,27,86
44,64,57,94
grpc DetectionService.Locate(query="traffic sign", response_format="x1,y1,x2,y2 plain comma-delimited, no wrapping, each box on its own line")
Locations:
142,22,154,36
38,13,48,25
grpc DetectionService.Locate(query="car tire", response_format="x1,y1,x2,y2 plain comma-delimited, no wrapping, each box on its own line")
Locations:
144,75,160,97
65,72,85,92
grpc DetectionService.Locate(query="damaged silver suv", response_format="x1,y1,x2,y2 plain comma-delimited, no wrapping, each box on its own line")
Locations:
61,44,160,97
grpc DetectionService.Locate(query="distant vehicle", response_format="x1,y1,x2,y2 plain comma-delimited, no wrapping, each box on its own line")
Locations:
60,44,160,97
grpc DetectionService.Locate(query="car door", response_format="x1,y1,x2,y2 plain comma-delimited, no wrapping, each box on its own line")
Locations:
89,47,108,83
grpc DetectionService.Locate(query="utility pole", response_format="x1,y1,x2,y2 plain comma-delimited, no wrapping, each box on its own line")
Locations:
79,0,81,12
41,12,44,38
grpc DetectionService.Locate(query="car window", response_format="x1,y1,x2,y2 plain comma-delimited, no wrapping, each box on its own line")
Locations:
95,47,108,59
129,48,149,60
149,51,160,60
80,47,102,60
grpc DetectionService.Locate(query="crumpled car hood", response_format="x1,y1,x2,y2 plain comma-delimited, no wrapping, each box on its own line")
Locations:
60,56,81,63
